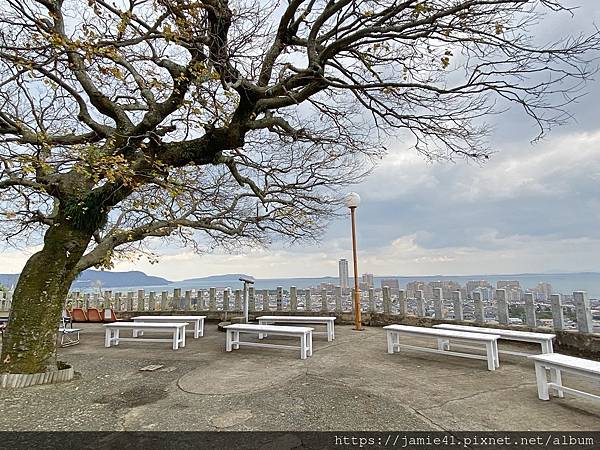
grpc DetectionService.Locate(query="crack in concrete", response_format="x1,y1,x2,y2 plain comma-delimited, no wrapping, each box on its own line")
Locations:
173,331,369,397
302,371,447,431
175,368,309,397
419,381,537,411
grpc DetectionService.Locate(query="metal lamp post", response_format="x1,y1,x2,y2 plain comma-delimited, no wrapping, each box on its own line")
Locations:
345,192,362,331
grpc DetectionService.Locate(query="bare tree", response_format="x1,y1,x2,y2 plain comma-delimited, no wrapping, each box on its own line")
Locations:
0,0,597,373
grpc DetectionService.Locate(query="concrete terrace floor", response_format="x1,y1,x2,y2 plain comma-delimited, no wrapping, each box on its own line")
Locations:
0,323,599,431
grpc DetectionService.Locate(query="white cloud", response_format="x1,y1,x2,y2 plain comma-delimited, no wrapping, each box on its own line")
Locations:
359,149,440,201
450,131,600,202
358,129,600,205
112,247,339,280
355,232,600,276
0,246,42,274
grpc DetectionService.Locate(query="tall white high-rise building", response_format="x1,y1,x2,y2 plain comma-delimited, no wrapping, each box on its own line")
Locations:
338,259,349,289
362,273,374,288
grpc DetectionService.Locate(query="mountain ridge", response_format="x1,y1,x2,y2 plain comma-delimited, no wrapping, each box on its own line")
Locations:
2,270,600,295
0,270,171,289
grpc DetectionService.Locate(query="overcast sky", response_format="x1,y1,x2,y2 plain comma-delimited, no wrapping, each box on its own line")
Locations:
1,2,600,281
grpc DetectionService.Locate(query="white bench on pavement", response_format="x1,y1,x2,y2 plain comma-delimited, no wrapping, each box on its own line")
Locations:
256,316,336,341
434,324,555,356
529,353,600,403
383,325,500,371
224,324,314,360
132,315,206,339
103,322,188,350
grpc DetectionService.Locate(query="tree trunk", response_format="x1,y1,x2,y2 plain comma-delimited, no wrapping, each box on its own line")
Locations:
1,220,92,374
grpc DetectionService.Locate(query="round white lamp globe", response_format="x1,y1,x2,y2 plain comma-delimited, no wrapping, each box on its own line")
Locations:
345,192,361,208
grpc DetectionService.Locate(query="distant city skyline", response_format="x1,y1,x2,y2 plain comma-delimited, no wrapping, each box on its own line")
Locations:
3,267,598,296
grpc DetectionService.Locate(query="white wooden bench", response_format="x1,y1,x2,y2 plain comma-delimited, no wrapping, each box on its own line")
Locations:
103,322,188,350
383,325,500,371
132,315,206,339
256,316,336,341
224,324,313,359
434,324,555,356
529,353,600,402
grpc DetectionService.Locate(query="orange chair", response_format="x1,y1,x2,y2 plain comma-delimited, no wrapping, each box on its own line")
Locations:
70,307,88,322
86,308,103,322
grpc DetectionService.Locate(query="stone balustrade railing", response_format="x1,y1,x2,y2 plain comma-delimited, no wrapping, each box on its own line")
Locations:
2,286,596,334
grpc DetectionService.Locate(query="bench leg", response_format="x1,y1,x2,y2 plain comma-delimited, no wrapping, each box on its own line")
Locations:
233,331,240,350
307,331,313,356
132,328,144,338
258,320,264,339
193,321,200,339
226,330,232,352
181,327,186,348
114,329,120,345
105,329,111,348
490,340,500,368
541,340,553,354
173,331,179,350
327,322,334,341
394,332,400,352
535,363,550,400
495,341,500,368
485,342,496,371
550,367,564,398
200,319,204,337
437,338,450,351
386,330,394,354
301,334,307,360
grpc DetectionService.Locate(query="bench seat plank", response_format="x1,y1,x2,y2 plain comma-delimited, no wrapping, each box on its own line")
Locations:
257,316,335,322
226,324,313,333
434,324,555,341
104,322,188,328
133,316,206,338
384,325,500,341
529,353,600,374
257,316,336,341
434,324,556,355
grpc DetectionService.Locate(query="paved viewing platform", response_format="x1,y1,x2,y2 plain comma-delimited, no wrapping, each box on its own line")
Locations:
0,323,599,431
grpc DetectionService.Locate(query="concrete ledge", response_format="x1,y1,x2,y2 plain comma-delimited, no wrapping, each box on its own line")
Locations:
555,330,600,358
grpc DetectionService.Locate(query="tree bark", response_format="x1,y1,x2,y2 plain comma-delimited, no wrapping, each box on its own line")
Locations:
1,219,93,374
